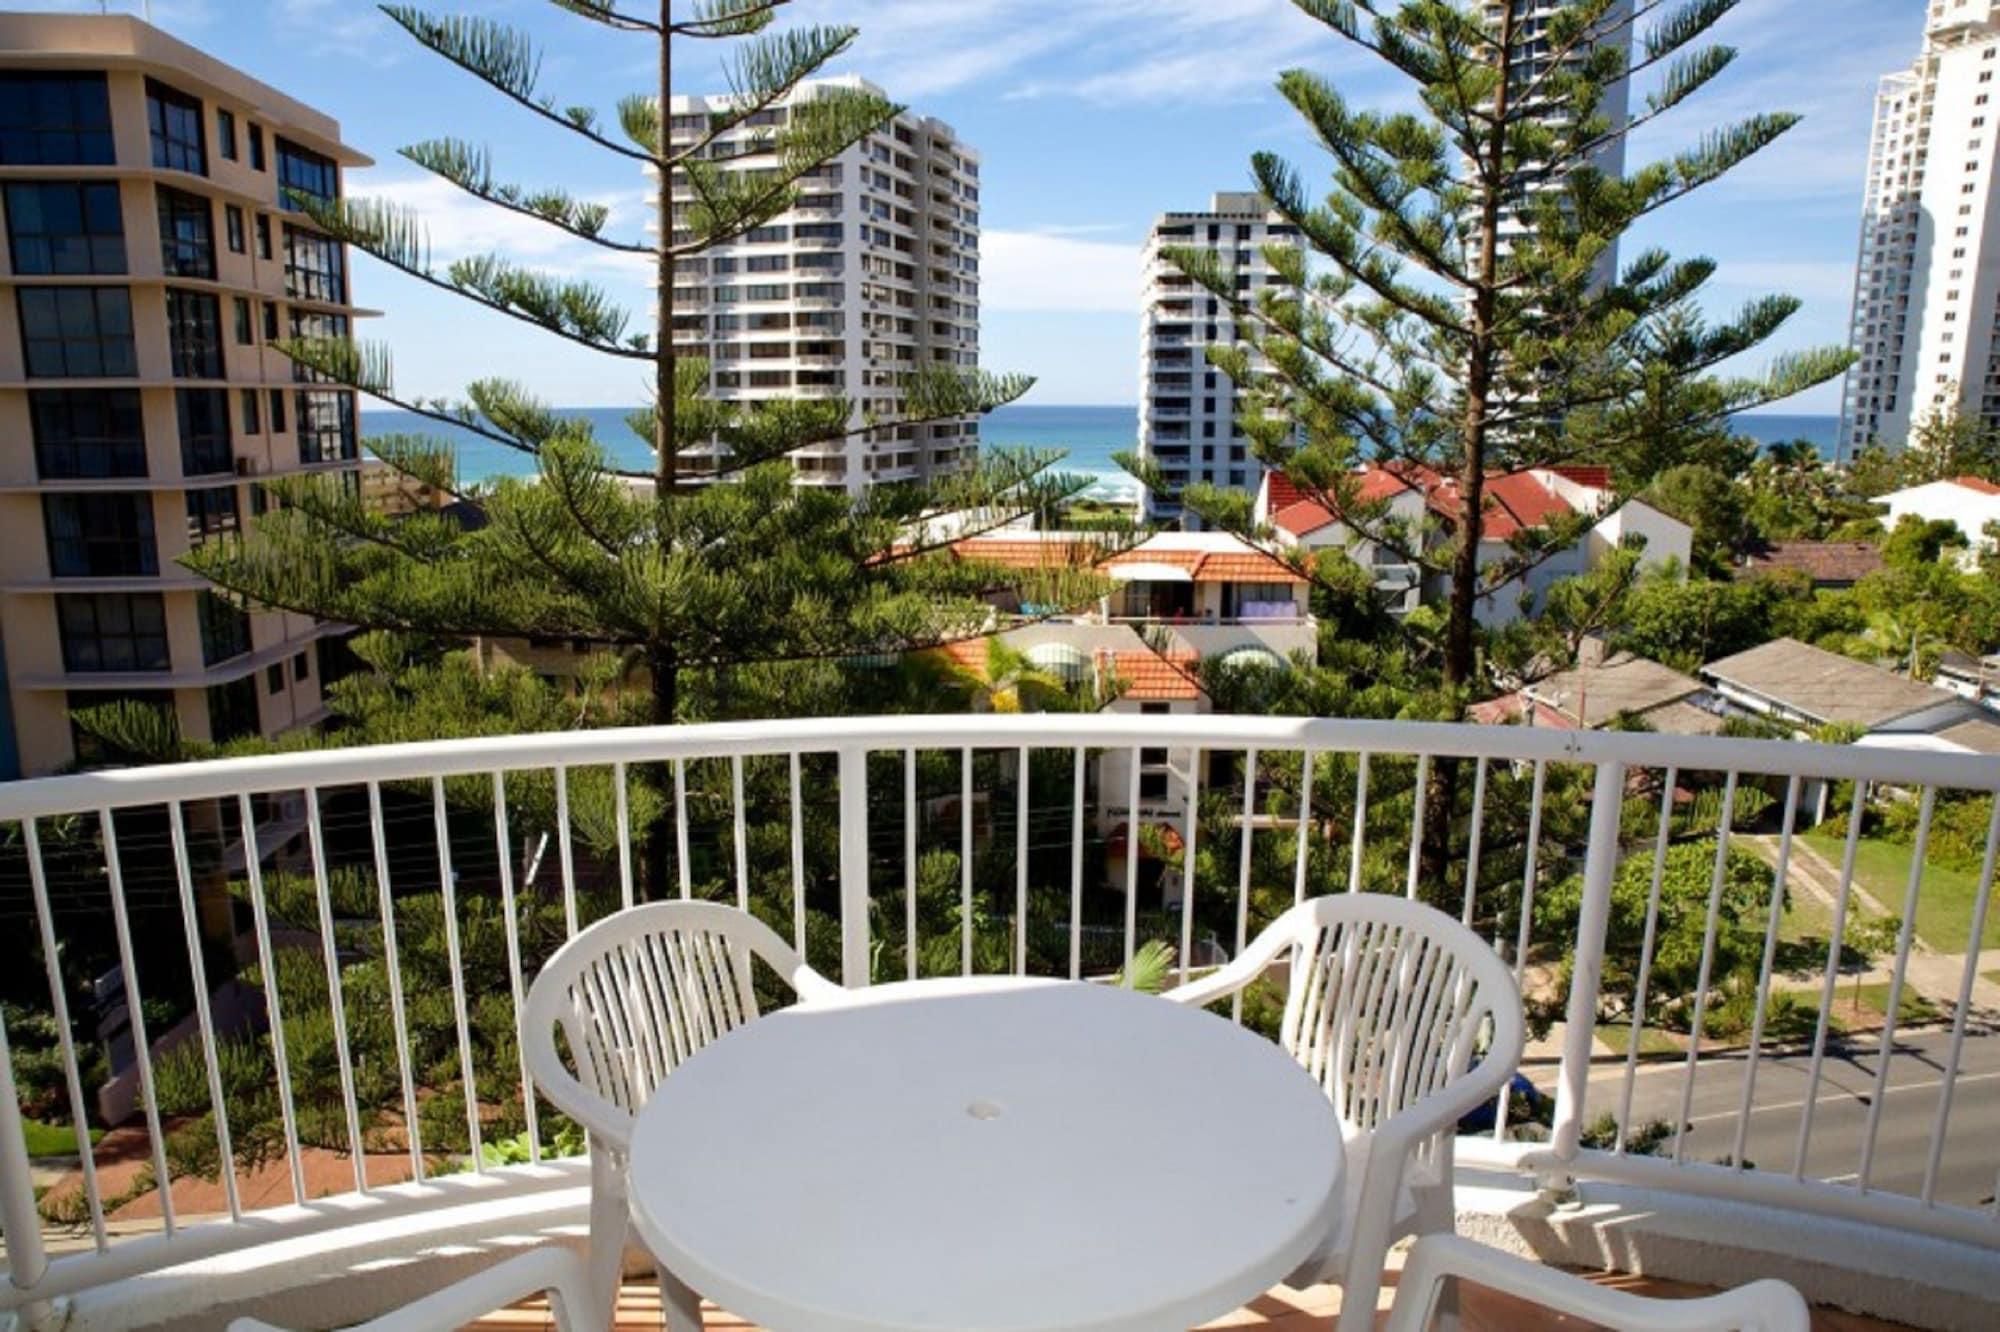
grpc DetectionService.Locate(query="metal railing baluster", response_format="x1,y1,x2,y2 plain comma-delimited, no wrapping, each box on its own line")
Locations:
366,781,423,1178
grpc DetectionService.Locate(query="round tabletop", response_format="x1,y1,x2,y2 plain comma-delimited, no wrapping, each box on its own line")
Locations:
625,976,1344,1332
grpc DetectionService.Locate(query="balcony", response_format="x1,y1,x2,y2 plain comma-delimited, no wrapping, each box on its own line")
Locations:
1,716,1996,1331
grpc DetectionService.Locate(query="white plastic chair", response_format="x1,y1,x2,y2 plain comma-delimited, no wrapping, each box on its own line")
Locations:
1385,1235,1812,1331
1165,894,1524,1332
522,900,845,1330
227,1246,597,1332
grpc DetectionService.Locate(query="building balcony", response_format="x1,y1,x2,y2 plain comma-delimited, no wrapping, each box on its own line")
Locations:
1,716,1996,1331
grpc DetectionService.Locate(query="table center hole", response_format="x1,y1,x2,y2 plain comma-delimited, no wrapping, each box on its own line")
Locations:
966,1098,1004,1121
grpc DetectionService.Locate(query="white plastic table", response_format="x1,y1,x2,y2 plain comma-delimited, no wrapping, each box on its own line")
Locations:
625,976,1345,1332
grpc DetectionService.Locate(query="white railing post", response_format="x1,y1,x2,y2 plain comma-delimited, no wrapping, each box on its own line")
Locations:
0,999,52,1317
1551,759,1627,1162
838,745,872,987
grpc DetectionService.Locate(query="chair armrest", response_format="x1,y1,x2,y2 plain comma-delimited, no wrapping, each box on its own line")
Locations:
1388,1236,1811,1332
1162,903,1307,1009
227,1247,599,1332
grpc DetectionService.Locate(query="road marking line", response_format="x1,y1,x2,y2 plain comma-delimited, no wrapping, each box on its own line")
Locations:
1682,1069,2000,1125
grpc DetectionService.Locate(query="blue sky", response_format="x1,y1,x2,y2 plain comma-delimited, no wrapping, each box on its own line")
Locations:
42,0,1924,410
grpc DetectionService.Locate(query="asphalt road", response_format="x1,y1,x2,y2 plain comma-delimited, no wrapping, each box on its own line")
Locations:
1531,1022,2000,1211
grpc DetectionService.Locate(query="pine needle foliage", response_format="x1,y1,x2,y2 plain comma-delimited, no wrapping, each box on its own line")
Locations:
1141,0,1855,692
182,2,1114,896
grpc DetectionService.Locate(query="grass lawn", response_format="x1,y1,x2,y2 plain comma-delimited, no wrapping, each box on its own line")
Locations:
1595,1020,1681,1057
1986,970,2000,987
22,1118,104,1158
1800,832,2000,952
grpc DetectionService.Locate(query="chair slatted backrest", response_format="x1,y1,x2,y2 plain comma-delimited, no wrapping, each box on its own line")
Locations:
1276,899,1517,1140
523,901,841,1148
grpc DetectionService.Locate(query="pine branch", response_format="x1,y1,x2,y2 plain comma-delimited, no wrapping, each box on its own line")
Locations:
286,191,650,358
551,0,660,34
674,0,790,39
380,4,663,165
401,138,648,252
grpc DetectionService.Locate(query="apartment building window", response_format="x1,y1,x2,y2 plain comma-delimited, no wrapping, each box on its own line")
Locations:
146,78,206,175
255,212,272,259
197,589,251,665
248,123,265,171
186,486,240,546
176,387,233,474
4,182,124,274
0,73,114,165
207,676,260,744
225,204,245,254
276,137,338,207
31,388,145,479
165,289,223,378
263,301,279,340
295,389,355,462
44,493,157,577
240,387,261,434
18,287,135,377
268,388,286,433
233,296,253,344
287,309,348,380
744,225,787,243
156,186,216,278
282,224,345,302
217,108,237,160
293,651,309,682
58,593,169,672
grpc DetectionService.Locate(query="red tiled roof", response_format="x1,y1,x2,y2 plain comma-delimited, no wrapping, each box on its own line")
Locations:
1190,551,1305,584
1741,541,1884,585
1103,648,1204,701
952,538,1097,570
1099,545,1305,584
1951,474,2000,496
1549,464,1612,489
1266,467,1425,537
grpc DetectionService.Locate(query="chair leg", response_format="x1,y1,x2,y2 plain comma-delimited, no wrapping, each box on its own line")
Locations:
658,1264,704,1332
587,1152,629,1331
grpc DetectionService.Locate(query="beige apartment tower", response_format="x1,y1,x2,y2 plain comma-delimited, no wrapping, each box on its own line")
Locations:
0,14,369,778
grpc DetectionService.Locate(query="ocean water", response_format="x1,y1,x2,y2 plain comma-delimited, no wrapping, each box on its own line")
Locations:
360,404,1843,497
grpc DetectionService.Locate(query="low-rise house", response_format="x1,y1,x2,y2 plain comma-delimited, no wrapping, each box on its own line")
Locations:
1738,541,1884,589
1474,641,1722,735
1878,475,2000,555
1700,637,1988,746
1254,465,1691,625
1936,649,2000,714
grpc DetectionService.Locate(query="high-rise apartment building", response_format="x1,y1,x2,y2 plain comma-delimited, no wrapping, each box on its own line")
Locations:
0,14,368,778
659,77,981,493
1135,193,1299,526
1841,1,2000,457
1486,1,1634,290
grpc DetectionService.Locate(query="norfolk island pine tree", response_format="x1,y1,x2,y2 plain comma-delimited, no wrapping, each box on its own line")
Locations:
1120,0,1854,900
178,1,1121,898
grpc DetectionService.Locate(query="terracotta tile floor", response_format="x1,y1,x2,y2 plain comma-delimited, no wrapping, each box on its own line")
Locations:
466,1260,1914,1330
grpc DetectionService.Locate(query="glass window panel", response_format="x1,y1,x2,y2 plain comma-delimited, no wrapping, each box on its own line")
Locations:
44,492,157,576
0,73,114,165
17,286,136,377
58,593,170,673
176,387,232,474
146,78,206,175
31,388,146,479
156,185,215,278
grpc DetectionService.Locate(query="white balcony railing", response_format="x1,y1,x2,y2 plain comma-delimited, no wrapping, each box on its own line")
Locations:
2,715,1998,1329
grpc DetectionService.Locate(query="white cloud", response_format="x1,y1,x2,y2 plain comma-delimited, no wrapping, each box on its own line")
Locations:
981,230,1142,312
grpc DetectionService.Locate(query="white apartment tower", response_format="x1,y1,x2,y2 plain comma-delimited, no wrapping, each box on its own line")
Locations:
1841,1,2000,457
661,78,981,492
1136,193,1299,526
1486,1,1634,288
